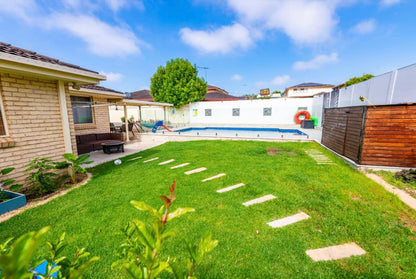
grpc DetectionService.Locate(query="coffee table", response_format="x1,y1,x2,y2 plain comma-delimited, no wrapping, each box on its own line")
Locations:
101,141,124,154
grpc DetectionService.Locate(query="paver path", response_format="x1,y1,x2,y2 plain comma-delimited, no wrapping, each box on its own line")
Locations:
158,159,175,165
202,173,226,182
306,242,366,261
267,212,310,228
217,183,245,193
127,156,142,161
143,157,159,163
171,163,190,169
185,167,207,175
305,149,335,165
243,194,276,206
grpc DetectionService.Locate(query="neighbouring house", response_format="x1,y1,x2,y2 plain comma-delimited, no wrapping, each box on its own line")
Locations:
205,84,242,101
129,89,153,102
283,82,333,98
0,42,125,184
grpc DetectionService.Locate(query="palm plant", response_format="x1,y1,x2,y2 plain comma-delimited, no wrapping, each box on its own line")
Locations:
62,154,93,184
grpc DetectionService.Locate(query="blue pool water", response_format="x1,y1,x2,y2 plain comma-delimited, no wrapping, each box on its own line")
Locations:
173,127,307,139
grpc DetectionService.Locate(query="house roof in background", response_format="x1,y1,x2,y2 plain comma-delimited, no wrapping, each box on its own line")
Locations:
207,84,228,94
129,89,153,101
204,91,243,101
0,42,98,74
287,82,334,89
80,84,124,95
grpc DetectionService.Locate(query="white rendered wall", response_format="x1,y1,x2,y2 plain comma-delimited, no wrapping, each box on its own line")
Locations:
189,98,315,126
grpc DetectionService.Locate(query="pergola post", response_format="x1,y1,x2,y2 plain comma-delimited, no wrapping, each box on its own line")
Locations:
139,106,142,122
163,106,166,123
123,104,129,142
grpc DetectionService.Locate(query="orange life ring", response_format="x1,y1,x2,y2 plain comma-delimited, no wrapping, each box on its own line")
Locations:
294,110,311,124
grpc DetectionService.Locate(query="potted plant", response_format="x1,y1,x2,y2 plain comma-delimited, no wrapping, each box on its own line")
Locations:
0,167,26,215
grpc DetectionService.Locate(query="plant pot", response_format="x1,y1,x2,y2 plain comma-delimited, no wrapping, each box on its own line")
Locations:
0,190,27,215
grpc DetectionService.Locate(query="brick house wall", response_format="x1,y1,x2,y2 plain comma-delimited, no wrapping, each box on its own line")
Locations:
0,75,114,186
0,73,67,184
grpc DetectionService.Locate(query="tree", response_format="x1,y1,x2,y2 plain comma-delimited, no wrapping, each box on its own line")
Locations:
150,58,207,108
343,74,374,87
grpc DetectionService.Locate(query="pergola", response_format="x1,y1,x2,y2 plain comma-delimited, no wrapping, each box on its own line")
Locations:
116,99,174,142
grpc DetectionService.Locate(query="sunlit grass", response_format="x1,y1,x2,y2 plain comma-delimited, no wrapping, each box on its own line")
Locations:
1,140,415,278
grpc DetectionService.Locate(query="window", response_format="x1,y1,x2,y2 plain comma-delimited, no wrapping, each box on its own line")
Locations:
232,108,240,116
205,109,212,116
71,96,93,124
0,105,5,135
263,107,272,116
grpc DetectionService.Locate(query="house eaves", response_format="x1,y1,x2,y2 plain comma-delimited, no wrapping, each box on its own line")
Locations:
0,52,105,84
69,86,125,99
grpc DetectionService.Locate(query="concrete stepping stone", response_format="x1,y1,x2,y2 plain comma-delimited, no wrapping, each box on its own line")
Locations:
127,156,142,161
306,242,366,262
243,194,276,207
217,183,245,193
202,173,226,182
158,159,175,165
171,163,190,169
143,157,159,163
305,150,335,165
185,167,207,175
267,212,310,228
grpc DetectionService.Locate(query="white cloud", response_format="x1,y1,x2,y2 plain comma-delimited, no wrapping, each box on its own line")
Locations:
380,0,401,7
0,0,38,22
271,75,291,85
226,0,337,45
351,19,376,34
47,13,141,56
180,23,253,54
231,74,243,81
100,71,123,82
293,52,338,70
256,74,290,87
103,0,144,12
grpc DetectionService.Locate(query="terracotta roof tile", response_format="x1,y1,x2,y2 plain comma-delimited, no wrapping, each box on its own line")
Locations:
0,42,98,74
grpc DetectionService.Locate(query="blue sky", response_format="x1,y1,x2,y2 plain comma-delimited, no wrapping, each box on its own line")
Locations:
0,0,415,96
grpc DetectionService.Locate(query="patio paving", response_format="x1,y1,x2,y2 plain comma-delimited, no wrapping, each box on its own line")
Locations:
217,183,245,193
242,194,276,206
202,173,226,182
306,243,366,262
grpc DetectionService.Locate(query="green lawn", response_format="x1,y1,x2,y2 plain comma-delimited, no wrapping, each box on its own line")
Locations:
1,141,416,278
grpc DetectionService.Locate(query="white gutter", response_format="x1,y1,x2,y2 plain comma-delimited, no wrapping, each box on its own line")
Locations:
118,99,173,107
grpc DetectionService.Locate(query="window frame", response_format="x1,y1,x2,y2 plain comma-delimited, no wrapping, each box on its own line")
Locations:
70,95,94,125
0,93,8,137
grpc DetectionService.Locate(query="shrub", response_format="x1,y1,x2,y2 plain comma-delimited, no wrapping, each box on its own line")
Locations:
0,226,98,278
113,180,218,278
61,154,93,184
24,158,66,195
395,169,416,183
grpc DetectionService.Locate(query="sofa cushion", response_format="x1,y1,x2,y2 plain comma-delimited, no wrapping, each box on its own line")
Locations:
78,134,97,144
96,133,112,140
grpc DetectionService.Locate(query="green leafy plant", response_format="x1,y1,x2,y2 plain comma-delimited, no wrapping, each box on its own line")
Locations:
62,153,93,184
395,169,416,183
0,167,23,202
113,180,218,279
24,158,65,195
0,226,99,278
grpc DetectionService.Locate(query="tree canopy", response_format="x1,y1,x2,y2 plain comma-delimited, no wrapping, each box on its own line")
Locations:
343,74,374,87
150,58,207,108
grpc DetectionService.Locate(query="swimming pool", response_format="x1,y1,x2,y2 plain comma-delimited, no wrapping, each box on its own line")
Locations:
172,127,308,139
